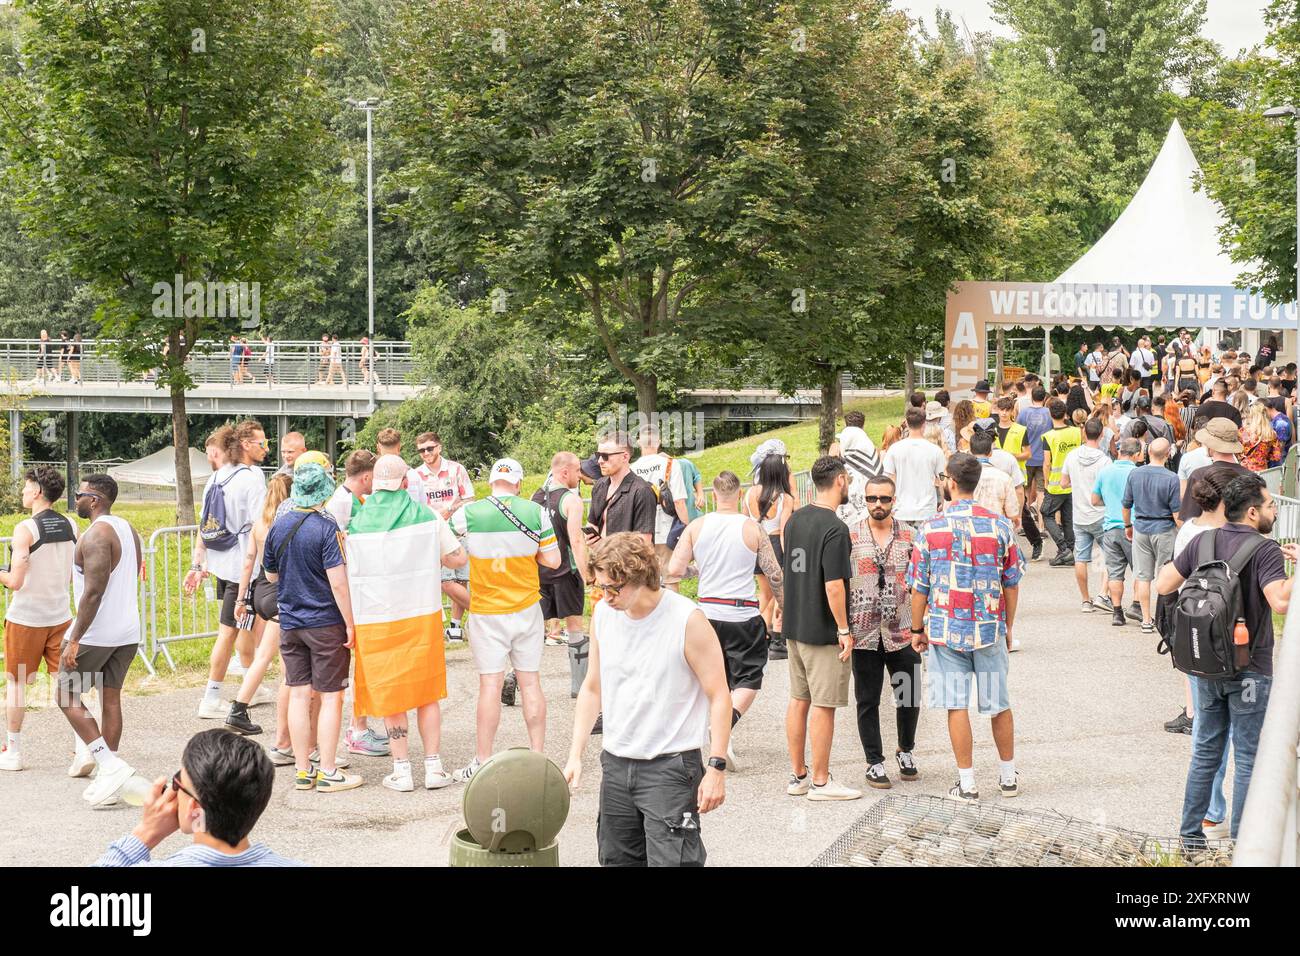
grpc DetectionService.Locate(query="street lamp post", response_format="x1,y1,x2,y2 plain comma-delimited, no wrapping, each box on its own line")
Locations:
348,97,381,415
1264,104,1300,307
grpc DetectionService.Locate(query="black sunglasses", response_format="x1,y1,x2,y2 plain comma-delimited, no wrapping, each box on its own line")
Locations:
74,491,101,501
172,770,199,802
864,495,893,504
417,445,440,454
596,451,627,461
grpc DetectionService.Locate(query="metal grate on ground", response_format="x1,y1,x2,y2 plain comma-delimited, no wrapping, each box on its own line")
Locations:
811,795,1234,867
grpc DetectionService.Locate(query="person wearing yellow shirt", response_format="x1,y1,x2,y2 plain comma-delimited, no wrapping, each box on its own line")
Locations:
971,380,993,421
1040,399,1082,567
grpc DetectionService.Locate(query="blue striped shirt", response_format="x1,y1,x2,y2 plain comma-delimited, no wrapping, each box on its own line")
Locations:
94,834,305,867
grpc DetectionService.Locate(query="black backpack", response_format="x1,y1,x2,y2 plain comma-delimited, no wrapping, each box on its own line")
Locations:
1157,530,1268,680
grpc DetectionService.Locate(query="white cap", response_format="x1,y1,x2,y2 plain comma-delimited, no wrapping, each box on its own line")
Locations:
489,458,524,486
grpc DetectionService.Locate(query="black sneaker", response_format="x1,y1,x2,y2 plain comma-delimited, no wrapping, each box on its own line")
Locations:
865,764,892,789
1164,710,1193,735
501,671,518,707
1111,607,1126,627
1030,542,1043,562
768,635,788,661
1125,602,1142,622
895,750,920,781
225,703,263,736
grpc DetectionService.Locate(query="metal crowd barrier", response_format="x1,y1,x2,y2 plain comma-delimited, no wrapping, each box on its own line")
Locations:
142,525,219,671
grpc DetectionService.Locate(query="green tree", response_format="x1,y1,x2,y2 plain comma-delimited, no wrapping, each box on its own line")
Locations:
1185,0,1300,304
0,0,340,522
385,0,930,417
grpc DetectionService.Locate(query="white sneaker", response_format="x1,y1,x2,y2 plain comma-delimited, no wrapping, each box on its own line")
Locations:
1010,638,1022,653
726,740,740,773
196,697,229,720
249,685,276,707
1202,820,1230,840
806,774,863,802
451,757,481,784
83,761,136,806
382,767,415,792
0,749,23,772
68,748,96,778
425,758,453,790
266,746,295,766
227,655,247,677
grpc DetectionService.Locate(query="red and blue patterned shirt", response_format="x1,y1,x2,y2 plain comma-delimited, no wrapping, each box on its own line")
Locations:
906,499,1024,651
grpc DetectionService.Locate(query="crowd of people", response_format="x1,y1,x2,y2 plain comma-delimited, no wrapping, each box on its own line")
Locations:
1,328,1296,865
34,329,84,384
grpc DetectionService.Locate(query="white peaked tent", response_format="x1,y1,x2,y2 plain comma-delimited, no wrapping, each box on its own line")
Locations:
1055,119,1255,286
107,446,212,487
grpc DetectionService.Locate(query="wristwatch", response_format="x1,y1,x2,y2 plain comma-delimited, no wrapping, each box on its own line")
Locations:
910,626,926,635
707,756,727,772
836,626,851,636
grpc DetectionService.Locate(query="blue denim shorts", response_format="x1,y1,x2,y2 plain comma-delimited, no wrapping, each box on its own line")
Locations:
1074,518,1105,564
926,641,1010,716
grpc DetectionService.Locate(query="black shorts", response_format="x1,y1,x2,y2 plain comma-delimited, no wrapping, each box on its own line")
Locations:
213,576,240,629
252,573,278,623
280,623,350,693
753,534,783,574
58,642,137,694
708,614,769,691
37,355,53,369
540,570,585,620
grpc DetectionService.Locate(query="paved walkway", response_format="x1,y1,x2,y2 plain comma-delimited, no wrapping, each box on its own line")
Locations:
1,552,1205,867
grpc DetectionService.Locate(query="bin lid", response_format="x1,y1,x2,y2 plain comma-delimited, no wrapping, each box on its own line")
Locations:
462,748,570,853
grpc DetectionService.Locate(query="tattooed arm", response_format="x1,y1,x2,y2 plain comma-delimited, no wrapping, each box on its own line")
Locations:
746,519,783,611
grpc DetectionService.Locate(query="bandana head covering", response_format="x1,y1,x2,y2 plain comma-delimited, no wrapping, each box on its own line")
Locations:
749,438,788,475
291,462,335,508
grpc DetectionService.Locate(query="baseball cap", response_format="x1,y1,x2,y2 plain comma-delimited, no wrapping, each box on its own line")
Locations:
372,454,409,492
924,400,945,421
489,458,524,485
974,380,991,394
1195,418,1245,454
294,450,331,471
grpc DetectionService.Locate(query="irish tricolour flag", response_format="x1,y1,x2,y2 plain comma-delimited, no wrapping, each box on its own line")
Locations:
345,490,451,717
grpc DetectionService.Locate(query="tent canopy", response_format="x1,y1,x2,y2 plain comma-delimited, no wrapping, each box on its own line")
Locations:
1055,119,1257,286
107,446,212,487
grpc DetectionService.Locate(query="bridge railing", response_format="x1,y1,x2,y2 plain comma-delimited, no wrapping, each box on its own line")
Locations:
0,338,415,390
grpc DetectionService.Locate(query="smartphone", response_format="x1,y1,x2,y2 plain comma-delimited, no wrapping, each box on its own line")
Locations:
582,523,600,542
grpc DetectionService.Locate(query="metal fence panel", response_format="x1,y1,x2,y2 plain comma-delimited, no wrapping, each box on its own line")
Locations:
143,525,219,671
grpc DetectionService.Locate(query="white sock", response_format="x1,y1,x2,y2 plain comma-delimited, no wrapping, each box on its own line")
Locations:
999,759,1016,785
425,753,440,764
203,680,223,702
392,758,411,776
6,731,20,753
958,766,976,792
88,737,125,772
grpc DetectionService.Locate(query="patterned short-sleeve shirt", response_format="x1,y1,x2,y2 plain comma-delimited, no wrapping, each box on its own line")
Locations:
906,500,1024,652
846,517,914,652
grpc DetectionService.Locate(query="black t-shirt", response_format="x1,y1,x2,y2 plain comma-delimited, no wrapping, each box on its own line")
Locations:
1074,351,1089,376
1178,461,1253,522
781,503,851,647
1196,400,1242,428
1066,385,1089,418
995,424,1010,448
1172,523,1287,676
589,472,657,539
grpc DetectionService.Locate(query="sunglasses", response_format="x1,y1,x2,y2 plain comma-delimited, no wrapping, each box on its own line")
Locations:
864,495,894,504
596,580,628,597
417,445,440,454
74,491,101,501
171,770,199,802
596,451,627,461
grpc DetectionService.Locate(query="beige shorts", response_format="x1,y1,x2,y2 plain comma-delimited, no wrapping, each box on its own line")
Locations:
787,639,850,708
468,604,545,674
654,543,683,586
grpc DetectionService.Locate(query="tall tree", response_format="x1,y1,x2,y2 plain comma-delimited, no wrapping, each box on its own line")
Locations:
1185,0,1300,304
0,0,339,521
386,0,927,416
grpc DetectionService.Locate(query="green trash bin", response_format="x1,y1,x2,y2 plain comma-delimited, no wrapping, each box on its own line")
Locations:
449,747,569,867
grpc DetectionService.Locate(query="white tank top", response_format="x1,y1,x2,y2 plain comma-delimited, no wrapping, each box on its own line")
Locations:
744,488,784,534
72,515,141,647
693,513,759,623
594,590,710,760
6,512,76,628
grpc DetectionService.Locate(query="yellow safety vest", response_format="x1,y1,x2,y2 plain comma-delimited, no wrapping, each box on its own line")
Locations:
996,422,1028,477
1043,426,1082,495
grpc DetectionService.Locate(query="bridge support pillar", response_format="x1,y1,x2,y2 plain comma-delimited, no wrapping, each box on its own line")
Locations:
325,416,337,466
277,415,290,449
8,409,20,480
66,411,80,509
